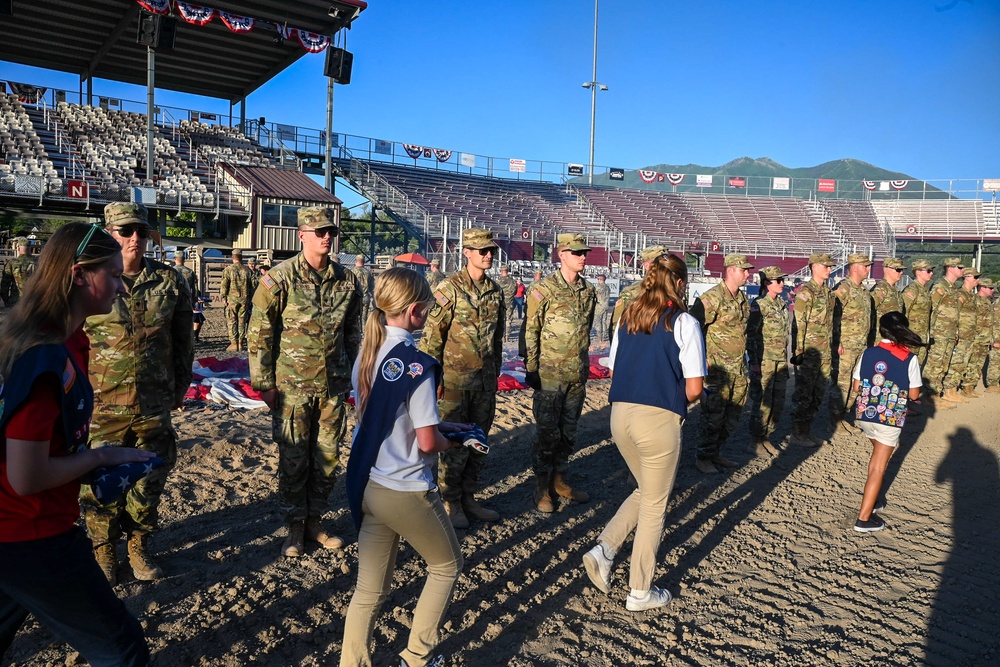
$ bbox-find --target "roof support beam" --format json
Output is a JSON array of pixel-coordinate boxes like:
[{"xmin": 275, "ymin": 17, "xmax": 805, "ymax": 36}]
[{"xmin": 88, "ymin": 3, "xmax": 140, "ymax": 79}]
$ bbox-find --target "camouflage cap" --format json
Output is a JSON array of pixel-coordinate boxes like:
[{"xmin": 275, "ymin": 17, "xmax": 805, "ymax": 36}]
[
  {"xmin": 247, "ymin": 256, "xmax": 257, "ymax": 265},
  {"xmin": 724, "ymin": 253, "xmax": 754, "ymax": 269},
  {"xmin": 809, "ymin": 253, "xmax": 836, "ymax": 267},
  {"xmin": 13, "ymin": 236, "xmax": 28, "ymax": 247},
  {"xmin": 430, "ymin": 259, "xmax": 440, "ymax": 266},
  {"xmin": 882, "ymin": 257, "xmax": 906, "ymax": 270},
  {"xmin": 104, "ymin": 202, "xmax": 149, "ymax": 227},
  {"xmin": 232, "ymin": 248, "xmax": 243, "ymax": 257},
  {"xmin": 557, "ymin": 233, "xmax": 590, "ymax": 252},
  {"xmin": 759, "ymin": 265, "xmax": 786, "ymax": 281},
  {"xmin": 979, "ymin": 278, "xmax": 995, "ymax": 289},
  {"xmin": 297, "ymin": 206, "xmax": 338, "ymax": 230},
  {"xmin": 911, "ymin": 259, "xmax": 934, "ymax": 272},
  {"xmin": 847, "ymin": 253, "xmax": 872, "ymax": 266},
  {"xmin": 943, "ymin": 257, "xmax": 964, "ymax": 268},
  {"xmin": 963, "ymin": 267, "xmax": 981, "ymax": 278},
  {"xmin": 463, "ymin": 228, "xmax": 499, "ymax": 250},
  {"xmin": 640, "ymin": 245, "xmax": 668, "ymax": 263},
  {"xmin": 355, "ymin": 254, "xmax": 365, "ymax": 262}
]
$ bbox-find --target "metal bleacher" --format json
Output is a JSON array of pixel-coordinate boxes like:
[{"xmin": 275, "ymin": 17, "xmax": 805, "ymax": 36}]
[{"xmin": 872, "ymin": 199, "xmax": 989, "ymax": 241}]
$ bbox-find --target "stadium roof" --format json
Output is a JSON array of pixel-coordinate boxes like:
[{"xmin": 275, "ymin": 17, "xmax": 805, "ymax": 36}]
[{"xmin": 0, "ymin": 0, "xmax": 365, "ymax": 103}]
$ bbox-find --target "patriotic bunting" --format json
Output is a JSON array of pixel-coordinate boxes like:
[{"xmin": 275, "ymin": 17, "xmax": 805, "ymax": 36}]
[
  {"xmin": 862, "ymin": 180, "xmax": 877, "ymax": 191},
  {"xmin": 890, "ymin": 180, "xmax": 909, "ymax": 190},
  {"xmin": 6, "ymin": 82, "xmax": 46, "ymax": 103},
  {"xmin": 295, "ymin": 30, "xmax": 329, "ymax": 53},
  {"xmin": 219, "ymin": 11, "xmax": 254, "ymax": 32},
  {"xmin": 275, "ymin": 23, "xmax": 293, "ymax": 39},
  {"xmin": 175, "ymin": 1, "xmax": 214, "ymax": 25},
  {"xmin": 639, "ymin": 170, "xmax": 657, "ymax": 184},
  {"xmin": 433, "ymin": 149, "xmax": 453, "ymax": 162},
  {"xmin": 666, "ymin": 173, "xmax": 685, "ymax": 185},
  {"xmin": 403, "ymin": 144, "xmax": 423, "ymax": 159},
  {"xmin": 137, "ymin": 0, "xmax": 170, "ymax": 14}
]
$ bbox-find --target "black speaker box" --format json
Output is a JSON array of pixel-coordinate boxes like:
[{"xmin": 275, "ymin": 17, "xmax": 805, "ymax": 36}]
[
  {"xmin": 158, "ymin": 16, "xmax": 177, "ymax": 50},
  {"xmin": 137, "ymin": 13, "xmax": 176, "ymax": 49},
  {"xmin": 325, "ymin": 47, "xmax": 353, "ymax": 85},
  {"xmin": 0, "ymin": 1, "xmax": 13, "ymax": 16}
]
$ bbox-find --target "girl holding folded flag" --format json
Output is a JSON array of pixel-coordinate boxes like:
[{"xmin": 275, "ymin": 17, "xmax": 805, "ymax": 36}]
[
  {"xmin": 0, "ymin": 223, "xmax": 154, "ymax": 665},
  {"xmin": 341, "ymin": 267, "xmax": 473, "ymax": 667}
]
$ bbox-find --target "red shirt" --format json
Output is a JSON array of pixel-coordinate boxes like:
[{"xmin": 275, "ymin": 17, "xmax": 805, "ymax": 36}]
[
  {"xmin": 0, "ymin": 329, "xmax": 91, "ymax": 542},
  {"xmin": 515, "ymin": 284, "xmax": 526, "ymax": 298}
]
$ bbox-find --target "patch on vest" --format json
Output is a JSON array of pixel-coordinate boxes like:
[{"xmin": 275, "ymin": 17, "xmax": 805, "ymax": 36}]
[
  {"xmin": 531, "ymin": 289, "xmax": 545, "ymax": 302},
  {"xmin": 407, "ymin": 362, "xmax": 424, "ymax": 378},
  {"xmin": 874, "ymin": 360, "xmax": 888, "ymax": 374},
  {"xmin": 63, "ymin": 359, "xmax": 76, "ymax": 393},
  {"xmin": 261, "ymin": 273, "xmax": 276, "ymax": 290},
  {"xmin": 435, "ymin": 292, "xmax": 451, "ymax": 307},
  {"xmin": 381, "ymin": 358, "xmax": 404, "ymax": 382}
]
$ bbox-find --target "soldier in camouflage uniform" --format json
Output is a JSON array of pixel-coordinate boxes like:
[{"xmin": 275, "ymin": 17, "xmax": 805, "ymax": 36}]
[
  {"xmin": 951, "ymin": 267, "xmax": 981, "ymax": 397},
  {"xmin": 248, "ymin": 206, "xmax": 362, "ymax": 557},
  {"xmin": 527, "ymin": 269, "xmax": 544, "ymax": 295},
  {"xmin": 961, "ymin": 278, "xmax": 995, "ymax": 397},
  {"xmin": 349, "ymin": 254, "xmax": 375, "ymax": 332},
  {"xmin": 924, "ymin": 257, "xmax": 966, "ymax": 406},
  {"xmin": 871, "ymin": 257, "xmax": 906, "ymax": 323},
  {"xmin": 609, "ymin": 246, "xmax": 668, "ymax": 342},
  {"xmin": 986, "ymin": 285, "xmax": 1000, "ymax": 393},
  {"xmin": 746, "ymin": 266, "xmax": 789, "ymax": 457},
  {"xmin": 496, "ymin": 265, "xmax": 518, "ymax": 342},
  {"xmin": 427, "ymin": 258, "xmax": 446, "ymax": 288},
  {"xmin": 220, "ymin": 249, "xmax": 254, "ymax": 351},
  {"xmin": 690, "ymin": 253, "xmax": 753, "ymax": 473},
  {"xmin": 0, "ymin": 236, "xmax": 36, "ymax": 307},
  {"xmin": 788, "ymin": 253, "xmax": 837, "ymax": 447},
  {"xmin": 247, "ymin": 257, "xmax": 260, "ymax": 294},
  {"xmin": 523, "ymin": 233, "xmax": 596, "ymax": 513},
  {"xmin": 593, "ymin": 274, "xmax": 612, "ymax": 343},
  {"xmin": 420, "ymin": 228, "xmax": 505, "ymax": 528},
  {"xmin": 81, "ymin": 203, "xmax": 194, "ymax": 583},
  {"xmin": 901, "ymin": 259, "xmax": 935, "ymax": 368},
  {"xmin": 828, "ymin": 253, "xmax": 875, "ymax": 437},
  {"xmin": 172, "ymin": 250, "xmax": 196, "ymax": 294}
]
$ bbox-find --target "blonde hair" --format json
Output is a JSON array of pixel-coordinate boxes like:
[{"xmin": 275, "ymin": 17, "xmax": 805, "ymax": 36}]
[
  {"xmin": 620, "ymin": 253, "xmax": 688, "ymax": 335},
  {"xmin": 355, "ymin": 267, "xmax": 434, "ymax": 416},
  {"xmin": 0, "ymin": 223, "xmax": 121, "ymax": 377}
]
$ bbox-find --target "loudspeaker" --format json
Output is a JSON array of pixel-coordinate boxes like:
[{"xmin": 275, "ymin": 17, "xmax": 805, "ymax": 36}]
[
  {"xmin": 0, "ymin": 1, "xmax": 12, "ymax": 16},
  {"xmin": 158, "ymin": 16, "xmax": 177, "ymax": 50},
  {"xmin": 136, "ymin": 12, "xmax": 176, "ymax": 49},
  {"xmin": 324, "ymin": 47, "xmax": 353, "ymax": 85}
]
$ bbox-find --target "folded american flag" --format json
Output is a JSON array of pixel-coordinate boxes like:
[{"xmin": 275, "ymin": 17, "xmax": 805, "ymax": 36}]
[
  {"xmin": 441, "ymin": 425, "xmax": 489, "ymax": 455},
  {"xmin": 91, "ymin": 458, "xmax": 166, "ymax": 504}
]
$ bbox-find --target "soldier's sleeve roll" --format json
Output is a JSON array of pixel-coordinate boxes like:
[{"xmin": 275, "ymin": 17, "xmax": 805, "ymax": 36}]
[
  {"xmin": 248, "ymin": 279, "xmax": 282, "ymax": 391},
  {"xmin": 344, "ymin": 270, "xmax": 363, "ymax": 363},
  {"xmin": 523, "ymin": 288, "xmax": 545, "ymax": 373},
  {"xmin": 794, "ymin": 291, "xmax": 812, "ymax": 355},
  {"xmin": 172, "ymin": 270, "xmax": 195, "ymax": 405},
  {"xmin": 419, "ymin": 284, "xmax": 454, "ymax": 364}
]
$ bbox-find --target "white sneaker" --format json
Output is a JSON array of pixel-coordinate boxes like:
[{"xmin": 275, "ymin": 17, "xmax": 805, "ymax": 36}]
[
  {"xmin": 626, "ymin": 586, "xmax": 672, "ymax": 611},
  {"xmin": 582, "ymin": 543, "xmax": 613, "ymax": 593}
]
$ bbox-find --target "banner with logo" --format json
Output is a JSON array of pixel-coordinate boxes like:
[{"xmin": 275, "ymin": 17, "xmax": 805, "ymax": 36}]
[
  {"xmin": 818, "ymin": 179, "xmax": 836, "ymax": 192},
  {"xmin": 461, "ymin": 153, "xmax": 476, "ymax": 168},
  {"xmin": 696, "ymin": 174, "xmax": 713, "ymax": 187},
  {"xmin": 772, "ymin": 177, "xmax": 790, "ymax": 191},
  {"xmin": 567, "ymin": 163, "xmax": 584, "ymax": 176},
  {"xmin": 609, "ymin": 168, "xmax": 625, "ymax": 181},
  {"xmin": 728, "ymin": 177, "xmax": 746, "ymax": 188},
  {"xmin": 374, "ymin": 140, "xmax": 392, "ymax": 155},
  {"xmin": 509, "ymin": 158, "xmax": 527, "ymax": 173}
]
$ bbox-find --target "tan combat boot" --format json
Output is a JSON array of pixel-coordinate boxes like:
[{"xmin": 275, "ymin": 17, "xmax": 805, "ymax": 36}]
[
  {"xmin": 305, "ymin": 517, "xmax": 344, "ymax": 550},
  {"xmin": 943, "ymin": 387, "xmax": 966, "ymax": 403},
  {"xmin": 749, "ymin": 436, "xmax": 777, "ymax": 457},
  {"xmin": 552, "ymin": 471, "xmax": 590, "ymax": 502},
  {"xmin": 127, "ymin": 533, "xmax": 163, "ymax": 580},
  {"xmin": 961, "ymin": 386, "xmax": 981, "ymax": 399},
  {"xmin": 695, "ymin": 458, "xmax": 720, "ymax": 474},
  {"xmin": 93, "ymin": 542, "xmax": 118, "ymax": 585},
  {"xmin": 443, "ymin": 500, "xmax": 470, "ymax": 529},
  {"xmin": 462, "ymin": 494, "xmax": 500, "ymax": 522},
  {"xmin": 226, "ymin": 342, "xmax": 238, "ymax": 352},
  {"xmin": 533, "ymin": 473, "xmax": 555, "ymax": 513},
  {"xmin": 282, "ymin": 521, "xmax": 305, "ymax": 558},
  {"xmin": 788, "ymin": 423, "xmax": 820, "ymax": 448},
  {"xmin": 986, "ymin": 386, "xmax": 1000, "ymax": 394}
]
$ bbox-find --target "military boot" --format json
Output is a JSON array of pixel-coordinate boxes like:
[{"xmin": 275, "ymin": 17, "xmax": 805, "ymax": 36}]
[
  {"xmin": 444, "ymin": 500, "xmax": 470, "ymax": 529},
  {"xmin": 462, "ymin": 494, "xmax": 499, "ymax": 523},
  {"xmin": 127, "ymin": 533, "xmax": 163, "ymax": 580},
  {"xmin": 93, "ymin": 542, "xmax": 118, "ymax": 585},
  {"xmin": 788, "ymin": 423, "xmax": 820, "ymax": 448},
  {"xmin": 305, "ymin": 517, "xmax": 344, "ymax": 549},
  {"xmin": 805, "ymin": 421, "xmax": 829, "ymax": 448},
  {"xmin": 552, "ymin": 471, "xmax": 589, "ymax": 502},
  {"xmin": 282, "ymin": 521, "xmax": 305, "ymax": 558},
  {"xmin": 533, "ymin": 473, "xmax": 555, "ymax": 513},
  {"xmin": 831, "ymin": 420, "xmax": 858, "ymax": 440},
  {"xmin": 749, "ymin": 435, "xmax": 777, "ymax": 457},
  {"xmin": 226, "ymin": 342, "xmax": 238, "ymax": 352},
  {"xmin": 961, "ymin": 386, "xmax": 981, "ymax": 399},
  {"xmin": 986, "ymin": 386, "xmax": 1000, "ymax": 394},
  {"xmin": 943, "ymin": 387, "xmax": 966, "ymax": 403}
]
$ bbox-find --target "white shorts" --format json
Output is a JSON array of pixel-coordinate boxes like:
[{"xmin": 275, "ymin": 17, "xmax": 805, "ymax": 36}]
[{"xmin": 857, "ymin": 421, "xmax": 901, "ymax": 447}]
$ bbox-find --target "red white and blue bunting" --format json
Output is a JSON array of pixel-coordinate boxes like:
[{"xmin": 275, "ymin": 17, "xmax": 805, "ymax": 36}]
[
  {"xmin": 862, "ymin": 180, "xmax": 877, "ymax": 191},
  {"xmin": 639, "ymin": 170, "xmax": 657, "ymax": 184},
  {"xmin": 433, "ymin": 149, "xmax": 453, "ymax": 163},
  {"xmin": 666, "ymin": 173, "xmax": 685, "ymax": 185},
  {"xmin": 218, "ymin": 11, "xmax": 254, "ymax": 33},
  {"xmin": 403, "ymin": 144, "xmax": 423, "ymax": 159},
  {"xmin": 137, "ymin": 0, "xmax": 170, "ymax": 14},
  {"xmin": 295, "ymin": 30, "xmax": 329, "ymax": 53},
  {"xmin": 890, "ymin": 180, "xmax": 909, "ymax": 190},
  {"xmin": 175, "ymin": 1, "xmax": 214, "ymax": 25}
]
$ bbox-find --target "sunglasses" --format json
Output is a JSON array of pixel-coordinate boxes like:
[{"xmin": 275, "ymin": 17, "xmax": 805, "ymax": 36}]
[
  {"xmin": 474, "ymin": 247, "xmax": 497, "ymax": 256},
  {"xmin": 75, "ymin": 223, "xmax": 114, "ymax": 260},
  {"xmin": 303, "ymin": 227, "xmax": 338, "ymax": 238},
  {"xmin": 565, "ymin": 249, "xmax": 590, "ymax": 257},
  {"xmin": 112, "ymin": 225, "xmax": 149, "ymax": 239}
]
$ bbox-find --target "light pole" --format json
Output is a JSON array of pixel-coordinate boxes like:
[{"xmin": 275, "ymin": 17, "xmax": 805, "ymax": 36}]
[{"xmin": 582, "ymin": 0, "xmax": 607, "ymax": 185}]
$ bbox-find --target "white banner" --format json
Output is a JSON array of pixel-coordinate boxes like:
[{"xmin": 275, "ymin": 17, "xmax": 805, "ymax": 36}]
[
  {"xmin": 131, "ymin": 186, "xmax": 157, "ymax": 205},
  {"xmin": 983, "ymin": 179, "xmax": 1000, "ymax": 191},
  {"xmin": 879, "ymin": 181, "xmax": 891, "ymax": 191},
  {"xmin": 461, "ymin": 152, "xmax": 476, "ymax": 168},
  {"xmin": 509, "ymin": 158, "xmax": 526, "ymax": 173},
  {"xmin": 772, "ymin": 177, "xmax": 790, "ymax": 191},
  {"xmin": 696, "ymin": 174, "xmax": 713, "ymax": 187},
  {"xmin": 13, "ymin": 175, "xmax": 42, "ymax": 195}
]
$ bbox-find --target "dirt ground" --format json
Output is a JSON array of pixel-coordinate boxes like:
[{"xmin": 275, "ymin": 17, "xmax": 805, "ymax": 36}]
[{"xmin": 8, "ymin": 304, "xmax": 1000, "ymax": 666}]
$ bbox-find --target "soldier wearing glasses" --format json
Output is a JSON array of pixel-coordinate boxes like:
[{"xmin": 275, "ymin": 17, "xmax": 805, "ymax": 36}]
[
  {"xmin": 871, "ymin": 258, "xmax": 907, "ymax": 322},
  {"xmin": 82, "ymin": 203, "xmax": 193, "ymax": 583},
  {"xmin": 746, "ymin": 266, "xmax": 789, "ymax": 457},
  {"xmin": 420, "ymin": 228, "xmax": 505, "ymax": 528},
  {"xmin": 248, "ymin": 206, "xmax": 363, "ymax": 557}
]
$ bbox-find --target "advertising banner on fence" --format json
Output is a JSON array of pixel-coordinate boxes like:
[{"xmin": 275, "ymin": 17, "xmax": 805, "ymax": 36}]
[
  {"xmin": 773, "ymin": 177, "xmax": 790, "ymax": 190},
  {"xmin": 374, "ymin": 140, "xmax": 392, "ymax": 155},
  {"xmin": 984, "ymin": 179, "xmax": 1000, "ymax": 191},
  {"xmin": 461, "ymin": 152, "xmax": 476, "ymax": 167},
  {"xmin": 609, "ymin": 168, "xmax": 625, "ymax": 181},
  {"xmin": 509, "ymin": 158, "xmax": 526, "ymax": 173},
  {"xmin": 818, "ymin": 179, "xmax": 836, "ymax": 192},
  {"xmin": 728, "ymin": 177, "xmax": 746, "ymax": 188},
  {"xmin": 696, "ymin": 174, "xmax": 713, "ymax": 187},
  {"xmin": 567, "ymin": 163, "xmax": 584, "ymax": 176}
]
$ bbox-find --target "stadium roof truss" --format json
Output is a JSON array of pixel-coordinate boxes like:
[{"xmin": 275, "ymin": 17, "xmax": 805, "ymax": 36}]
[{"xmin": 0, "ymin": 0, "xmax": 364, "ymax": 103}]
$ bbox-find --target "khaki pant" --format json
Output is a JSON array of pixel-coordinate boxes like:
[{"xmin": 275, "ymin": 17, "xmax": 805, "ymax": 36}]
[
  {"xmin": 340, "ymin": 482, "xmax": 463, "ymax": 667},
  {"xmin": 601, "ymin": 403, "xmax": 682, "ymax": 591}
]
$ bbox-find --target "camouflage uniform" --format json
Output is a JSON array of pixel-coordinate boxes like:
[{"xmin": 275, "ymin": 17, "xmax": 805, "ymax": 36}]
[
  {"xmin": 220, "ymin": 258, "xmax": 254, "ymax": 346},
  {"xmin": 690, "ymin": 255, "xmax": 752, "ymax": 461},
  {"xmin": 420, "ymin": 254, "xmax": 504, "ymax": 505},
  {"xmin": 870, "ymin": 258, "xmax": 906, "ymax": 323},
  {"xmin": 829, "ymin": 260, "xmax": 875, "ymax": 419},
  {"xmin": 924, "ymin": 265, "xmax": 963, "ymax": 394},
  {"xmin": 593, "ymin": 280, "xmax": 611, "ymax": 343},
  {"xmin": 174, "ymin": 262, "xmax": 197, "ymax": 296},
  {"xmin": 790, "ymin": 263, "xmax": 836, "ymax": 430},
  {"xmin": 81, "ymin": 252, "xmax": 193, "ymax": 550},
  {"xmin": 248, "ymin": 264, "xmax": 260, "ymax": 295},
  {"xmin": 987, "ymin": 296, "xmax": 1000, "ymax": 389},
  {"xmin": 427, "ymin": 262, "xmax": 447, "ymax": 289},
  {"xmin": 349, "ymin": 257, "xmax": 375, "ymax": 330},
  {"xmin": 952, "ymin": 273, "xmax": 980, "ymax": 392},
  {"xmin": 524, "ymin": 245, "xmax": 596, "ymax": 475},
  {"xmin": 901, "ymin": 262, "xmax": 933, "ymax": 368},
  {"xmin": 608, "ymin": 246, "xmax": 667, "ymax": 342},
  {"xmin": 248, "ymin": 230, "xmax": 362, "ymax": 524},
  {"xmin": 961, "ymin": 282, "xmax": 994, "ymax": 392},
  {"xmin": 0, "ymin": 246, "xmax": 36, "ymax": 307},
  {"xmin": 496, "ymin": 271, "xmax": 518, "ymax": 342},
  {"xmin": 747, "ymin": 275, "xmax": 789, "ymax": 441}
]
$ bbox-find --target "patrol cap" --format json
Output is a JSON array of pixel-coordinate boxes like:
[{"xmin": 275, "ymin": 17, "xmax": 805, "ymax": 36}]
[
  {"xmin": 297, "ymin": 206, "xmax": 338, "ymax": 230},
  {"xmin": 724, "ymin": 253, "xmax": 754, "ymax": 269},
  {"xmin": 430, "ymin": 259, "xmax": 440, "ymax": 266},
  {"xmin": 943, "ymin": 257, "xmax": 964, "ymax": 268},
  {"xmin": 13, "ymin": 236, "xmax": 28, "ymax": 247},
  {"xmin": 104, "ymin": 202, "xmax": 161, "ymax": 244},
  {"xmin": 979, "ymin": 278, "xmax": 995, "ymax": 289},
  {"xmin": 355, "ymin": 254, "xmax": 365, "ymax": 262},
  {"xmin": 557, "ymin": 233, "xmax": 591, "ymax": 252},
  {"xmin": 247, "ymin": 256, "xmax": 257, "ymax": 265},
  {"xmin": 759, "ymin": 266, "xmax": 786, "ymax": 281},
  {"xmin": 911, "ymin": 259, "xmax": 934, "ymax": 272},
  {"xmin": 847, "ymin": 253, "xmax": 872, "ymax": 266},
  {"xmin": 463, "ymin": 228, "xmax": 499, "ymax": 250},
  {"xmin": 232, "ymin": 248, "xmax": 243, "ymax": 257},
  {"xmin": 963, "ymin": 267, "xmax": 981, "ymax": 278},
  {"xmin": 809, "ymin": 253, "xmax": 836, "ymax": 267},
  {"xmin": 640, "ymin": 245, "xmax": 668, "ymax": 263},
  {"xmin": 883, "ymin": 257, "xmax": 906, "ymax": 270}
]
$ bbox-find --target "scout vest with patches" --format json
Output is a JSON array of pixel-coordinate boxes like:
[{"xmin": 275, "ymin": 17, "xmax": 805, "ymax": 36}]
[
  {"xmin": 854, "ymin": 343, "xmax": 914, "ymax": 429},
  {"xmin": 346, "ymin": 340, "xmax": 441, "ymax": 531}
]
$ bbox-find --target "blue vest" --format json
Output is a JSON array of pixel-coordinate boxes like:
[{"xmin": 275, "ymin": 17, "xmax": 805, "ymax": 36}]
[
  {"xmin": 0, "ymin": 343, "xmax": 93, "ymax": 452},
  {"xmin": 608, "ymin": 313, "xmax": 688, "ymax": 417},
  {"xmin": 346, "ymin": 340, "xmax": 441, "ymax": 532},
  {"xmin": 855, "ymin": 344, "xmax": 913, "ymax": 428}
]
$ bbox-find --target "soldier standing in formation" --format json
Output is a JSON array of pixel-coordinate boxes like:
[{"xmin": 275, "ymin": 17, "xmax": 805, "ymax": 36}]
[
  {"xmin": 788, "ymin": 253, "xmax": 836, "ymax": 448},
  {"xmin": 523, "ymin": 233, "xmax": 596, "ymax": 513},
  {"xmin": 82, "ymin": 203, "xmax": 194, "ymax": 583},
  {"xmin": 527, "ymin": 269, "xmax": 544, "ymax": 295},
  {"xmin": 248, "ymin": 207, "xmax": 362, "ymax": 557},
  {"xmin": 426, "ymin": 258, "xmax": 446, "ymax": 288},
  {"xmin": 172, "ymin": 249, "xmax": 196, "ymax": 295},
  {"xmin": 950, "ymin": 267, "xmax": 981, "ymax": 399},
  {"xmin": 902, "ymin": 259, "xmax": 935, "ymax": 368},
  {"xmin": 1, "ymin": 236, "xmax": 36, "ymax": 307},
  {"xmin": 690, "ymin": 253, "xmax": 753, "ymax": 473},
  {"xmin": 420, "ymin": 228, "xmax": 504, "ymax": 529},
  {"xmin": 610, "ymin": 246, "xmax": 667, "ymax": 339},
  {"xmin": 247, "ymin": 257, "xmax": 261, "ymax": 295},
  {"xmin": 963, "ymin": 278, "xmax": 996, "ymax": 397},
  {"xmin": 924, "ymin": 258, "xmax": 966, "ymax": 405},
  {"xmin": 220, "ymin": 248, "xmax": 254, "ymax": 351},
  {"xmin": 871, "ymin": 257, "xmax": 906, "ymax": 322},
  {"xmin": 349, "ymin": 254, "xmax": 375, "ymax": 331},
  {"xmin": 496, "ymin": 265, "xmax": 518, "ymax": 342},
  {"xmin": 987, "ymin": 283, "xmax": 1000, "ymax": 394},
  {"xmin": 746, "ymin": 266, "xmax": 789, "ymax": 457},
  {"xmin": 593, "ymin": 274, "xmax": 611, "ymax": 344},
  {"xmin": 829, "ymin": 253, "xmax": 875, "ymax": 437}
]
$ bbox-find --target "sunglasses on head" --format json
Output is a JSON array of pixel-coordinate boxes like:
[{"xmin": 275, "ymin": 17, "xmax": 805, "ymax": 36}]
[
  {"xmin": 75, "ymin": 223, "xmax": 114, "ymax": 261},
  {"xmin": 304, "ymin": 227, "xmax": 338, "ymax": 238},
  {"xmin": 112, "ymin": 225, "xmax": 149, "ymax": 239}
]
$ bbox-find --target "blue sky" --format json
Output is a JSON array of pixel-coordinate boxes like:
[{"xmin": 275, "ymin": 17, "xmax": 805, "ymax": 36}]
[{"xmin": 2, "ymin": 0, "xmax": 998, "ymax": 183}]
